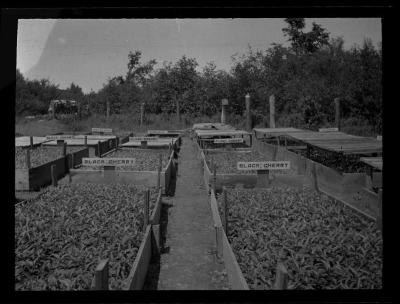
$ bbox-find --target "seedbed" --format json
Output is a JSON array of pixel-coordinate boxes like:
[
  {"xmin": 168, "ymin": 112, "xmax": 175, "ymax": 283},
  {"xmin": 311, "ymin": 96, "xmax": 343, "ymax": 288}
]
[
  {"xmin": 15, "ymin": 146, "xmax": 90, "ymax": 191},
  {"xmin": 80, "ymin": 149, "xmax": 170, "ymax": 171},
  {"xmin": 216, "ymin": 187, "xmax": 382, "ymax": 289},
  {"xmin": 15, "ymin": 183, "xmax": 159, "ymax": 290},
  {"xmin": 68, "ymin": 149, "xmax": 176, "ymax": 195}
]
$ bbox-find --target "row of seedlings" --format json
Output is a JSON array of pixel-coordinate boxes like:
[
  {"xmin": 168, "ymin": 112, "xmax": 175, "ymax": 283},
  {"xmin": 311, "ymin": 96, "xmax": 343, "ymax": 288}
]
[
  {"xmin": 212, "ymin": 184, "xmax": 383, "ymax": 290},
  {"xmin": 201, "ymin": 149, "xmax": 383, "ymax": 290},
  {"xmin": 66, "ymin": 139, "xmax": 176, "ymax": 195},
  {"xmin": 15, "ymin": 178, "xmax": 164, "ymax": 290},
  {"xmin": 252, "ymin": 134, "xmax": 382, "ymax": 219},
  {"xmin": 15, "ymin": 136, "xmax": 90, "ymax": 192}
]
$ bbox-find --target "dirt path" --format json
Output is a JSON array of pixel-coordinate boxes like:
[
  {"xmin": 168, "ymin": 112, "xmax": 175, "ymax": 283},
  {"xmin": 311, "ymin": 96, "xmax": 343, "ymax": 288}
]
[{"xmin": 157, "ymin": 136, "xmax": 229, "ymax": 290}]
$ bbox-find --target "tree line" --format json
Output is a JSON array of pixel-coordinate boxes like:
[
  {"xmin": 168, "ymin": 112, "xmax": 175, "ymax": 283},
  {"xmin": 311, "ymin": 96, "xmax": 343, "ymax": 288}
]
[{"xmin": 15, "ymin": 18, "xmax": 382, "ymax": 132}]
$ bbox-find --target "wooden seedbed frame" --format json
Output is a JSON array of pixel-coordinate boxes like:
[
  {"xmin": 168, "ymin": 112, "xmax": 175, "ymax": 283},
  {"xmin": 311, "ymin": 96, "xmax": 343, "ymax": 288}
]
[
  {"xmin": 90, "ymin": 187, "xmax": 163, "ymax": 290},
  {"xmin": 252, "ymin": 139, "xmax": 381, "ymax": 220},
  {"xmin": 15, "ymin": 147, "xmax": 89, "ymax": 191},
  {"xmin": 43, "ymin": 138, "xmax": 116, "ymax": 157},
  {"xmin": 67, "ymin": 148, "xmax": 176, "ymax": 195}
]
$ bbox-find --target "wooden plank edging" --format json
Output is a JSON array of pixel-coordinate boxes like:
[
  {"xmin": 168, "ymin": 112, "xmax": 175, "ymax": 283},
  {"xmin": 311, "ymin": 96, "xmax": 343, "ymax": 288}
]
[
  {"xmin": 209, "ymin": 189, "xmax": 249, "ymax": 290},
  {"xmin": 124, "ymin": 225, "xmax": 152, "ymax": 290},
  {"xmin": 149, "ymin": 188, "xmax": 163, "ymax": 225}
]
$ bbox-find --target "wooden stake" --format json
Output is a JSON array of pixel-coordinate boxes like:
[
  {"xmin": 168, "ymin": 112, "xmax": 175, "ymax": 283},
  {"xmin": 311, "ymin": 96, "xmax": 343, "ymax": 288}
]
[
  {"xmin": 213, "ymin": 163, "xmax": 217, "ymax": 192},
  {"xmin": 84, "ymin": 135, "xmax": 88, "ymax": 147},
  {"xmin": 157, "ymin": 153, "xmax": 162, "ymax": 189},
  {"xmin": 25, "ymin": 149, "xmax": 31, "ymax": 169},
  {"xmin": 274, "ymin": 263, "xmax": 288, "ymax": 290},
  {"xmin": 143, "ymin": 189, "xmax": 150, "ymax": 230},
  {"xmin": 62, "ymin": 142, "xmax": 67, "ymax": 157},
  {"xmin": 245, "ymin": 93, "xmax": 251, "ymax": 132},
  {"xmin": 269, "ymin": 95, "xmax": 275, "ymax": 128},
  {"xmin": 334, "ymin": 98, "xmax": 341, "ymax": 131},
  {"xmin": 97, "ymin": 141, "xmax": 101, "ymax": 157},
  {"xmin": 223, "ymin": 187, "xmax": 228, "ymax": 234},
  {"xmin": 29, "ymin": 136, "xmax": 33, "ymax": 149},
  {"xmin": 215, "ymin": 225, "xmax": 223, "ymax": 259},
  {"xmin": 51, "ymin": 164, "xmax": 57, "ymax": 187},
  {"xmin": 377, "ymin": 188, "xmax": 382, "ymax": 231},
  {"xmin": 94, "ymin": 259, "xmax": 109, "ymax": 290}
]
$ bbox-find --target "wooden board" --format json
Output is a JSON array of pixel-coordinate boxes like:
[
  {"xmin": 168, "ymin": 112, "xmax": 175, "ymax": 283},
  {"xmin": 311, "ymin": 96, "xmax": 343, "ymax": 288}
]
[
  {"xmin": 195, "ymin": 129, "xmax": 250, "ymax": 138},
  {"xmin": 124, "ymin": 225, "xmax": 152, "ymax": 290},
  {"xmin": 360, "ymin": 157, "xmax": 383, "ymax": 171},
  {"xmin": 149, "ymin": 189, "xmax": 163, "ymax": 225},
  {"xmin": 15, "ymin": 136, "xmax": 51, "ymax": 147},
  {"xmin": 253, "ymin": 128, "xmax": 305, "ymax": 138}
]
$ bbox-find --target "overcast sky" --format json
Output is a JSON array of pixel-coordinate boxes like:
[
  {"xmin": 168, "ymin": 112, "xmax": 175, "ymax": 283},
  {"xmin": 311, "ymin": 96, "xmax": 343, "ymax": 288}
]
[{"xmin": 17, "ymin": 18, "xmax": 382, "ymax": 94}]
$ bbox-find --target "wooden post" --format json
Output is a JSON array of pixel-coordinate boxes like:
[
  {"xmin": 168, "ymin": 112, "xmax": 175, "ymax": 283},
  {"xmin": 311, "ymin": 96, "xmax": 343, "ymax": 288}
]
[
  {"xmin": 215, "ymin": 225, "xmax": 223, "ymax": 259},
  {"xmin": 377, "ymin": 188, "xmax": 382, "ymax": 231},
  {"xmin": 223, "ymin": 187, "xmax": 228, "ymax": 234},
  {"xmin": 94, "ymin": 259, "xmax": 109, "ymax": 290},
  {"xmin": 213, "ymin": 163, "xmax": 217, "ymax": 192},
  {"xmin": 97, "ymin": 141, "xmax": 101, "ymax": 157},
  {"xmin": 269, "ymin": 95, "xmax": 276, "ymax": 128},
  {"xmin": 365, "ymin": 166, "xmax": 373, "ymax": 190},
  {"xmin": 257, "ymin": 169, "xmax": 270, "ymax": 187},
  {"xmin": 25, "ymin": 149, "xmax": 31, "ymax": 169},
  {"xmin": 84, "ymin": 135, "xmax": 88, "ymax": 147},
  {"xmin": 334, "ymin": 98, "xmax": 341, "ymax": 131},
  {"xmin": 221, "ymin": 99, "xmax": 228, "ymax": 124},
  {"xmin": 157, "ymin": 153, "xmax": 162, "ymax": 189},
  {"xmin": 312, "ymin": 162, "xmax": 319, "ymax": 192},
  {"xmin": 141, "ymin": 140, "xmax": 148, "ymax": 149},
  {"xmin": 106, "ymin": 100, "xmax": 110, "ymax": 123},
  {"xmin": 245, "ymin": 93, "xmax": 251, "ymax": 132},
  {"xmin": 51, "ymin": 164, "xmax": 57, "ymax": 187},
  {"xmin": 140, "ymin": 103, "xmax": 144, "ymax": 127},
  {"xmin": 62, "ymin": 142, "xmax": 67, "ymax": 157},
  {"xmin": 29, "ymin": 136, "xmax": 33, "ymax": 149},
  {"xmin": 274, "ymin": 263, "xmax": 288, "ymax": 290},
  {"xmin": 143, "ymin": 189, "xmax": 150, "ymax": 230},
  {"xmin": 306, "ymin": 145, "xmax": 311, "ymax": 159}
]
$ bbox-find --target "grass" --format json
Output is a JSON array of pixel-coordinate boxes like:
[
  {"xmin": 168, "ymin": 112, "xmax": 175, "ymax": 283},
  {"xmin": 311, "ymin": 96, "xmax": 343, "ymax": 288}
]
[{"xmin": 15, "ymin": 112, "xmax": 379, "ymax": 138}]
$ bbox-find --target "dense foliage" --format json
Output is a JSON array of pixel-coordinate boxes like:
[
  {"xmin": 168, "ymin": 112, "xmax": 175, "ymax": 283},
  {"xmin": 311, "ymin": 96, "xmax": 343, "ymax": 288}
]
[
  {"xmin": 15, "ymin": 183, "xmax": 158, "ymax": 290},
  {"xmin": 16, "ymin": 19, "xmax": 382, "ymax": 133},
  {"xmin": 216, "ymin": 187, "xmax": 382, "ymax": 289}
]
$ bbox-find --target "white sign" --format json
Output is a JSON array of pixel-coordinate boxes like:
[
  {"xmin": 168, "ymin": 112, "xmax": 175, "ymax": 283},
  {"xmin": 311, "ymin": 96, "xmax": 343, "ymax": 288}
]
[
  {"xmin": 130, "ymin": 137, "xmax": 159, "ymax": 141},
  {"xmin": 46, "ymin": 135, "xmax": 74, "ymax": 140},
  {"xmin": 237, "ymin": 161, "xmax": 291, "ymax": 171},
  {"xmin": 377, "ymin": 135, "xmax": 382, "ymax": 141},
  {"xmin": 147, "ymin": 130, "xmax": 168, "ymax": 134},
  {"xmin": 214, "ymin": 138, "xmax": 244, "ymax": 144},
  {"xmin": 92, "ymin": 128, "xmax": 113, "ymax": 133},
  {"xmin": 319, "ymin": 128, "xmax": 338, "ymax": 132},
  {"xmin": 82, "ymin": 158, "xmax": 136, "ymax": 166}
]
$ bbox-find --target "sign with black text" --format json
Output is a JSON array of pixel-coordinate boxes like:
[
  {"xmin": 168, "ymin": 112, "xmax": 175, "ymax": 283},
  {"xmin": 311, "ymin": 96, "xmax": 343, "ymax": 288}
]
[
  {"xmin": 237, "ymin": 161, "xmax": 290, "ymax": 171},
  {"xmin": 82, "ymin": 158, "xmax": 135, "ymax": 166},
  {"xmin": 214, "ymin": 138, "xmax": 244, "ymax": 144}
]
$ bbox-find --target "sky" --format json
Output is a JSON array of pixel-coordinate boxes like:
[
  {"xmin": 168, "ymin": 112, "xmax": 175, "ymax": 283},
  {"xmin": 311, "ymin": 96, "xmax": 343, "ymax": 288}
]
[{"xmin": 17, "ymin": 18, "xmax": 382, "ymax": 94}]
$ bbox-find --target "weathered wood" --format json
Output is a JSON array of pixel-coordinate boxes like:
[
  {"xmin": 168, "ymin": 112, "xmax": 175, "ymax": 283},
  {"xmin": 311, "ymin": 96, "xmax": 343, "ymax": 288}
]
[
  {"xmin": 51, "ymin": 164, "xmax": 57, "ymax": 187},
  {"xmin": 143, "ymin": 189, "xmax": 150, "ymax": 230},
  {"xmin": 84, "ymin": 135, "xmax": 88, "ymax": 146},
  {"xmin": 125, "ymin": 225, "xmax": 152, "ymax": 290},
  {"xmin": 26, "ymin": 149, "xmax": 31, "ymax": 169},
  {"xmin": 29, "ymin": 136, "xmax": 33, "ymax": 149},
  {"xmin": 94, "ymin": 259, "xmax": 109, "ymax": 290},
  {"xmin": 377, "ymin": 189, "xmax": 382, "ymax": 231},
  {"xmin": 62, "ymin": 142, "xmax": 67, "ymax": 156},
  {"xmin": 151, "ymin": 224, "xmax": 161, "ymax": 257},
  {"xmin": 245, "ymin": 93, "xmax": 251, "ymax": 131},
  {"xmin": 334, "ymin": 98, "xmax": 341, "ymax": 131},
  {"xmin": 149, "ymin": 188, "xmax": 163, "ymax": 225},
  {"xmin": 269, "ymin": 95, "xmax": 275, "ymax": 128},
  {"xmin": 215, "ymin": 225, "xmax": 223, "ymax": 260},
  {"xmin": 274, "ymin": 263, "xmax": 288, "ymax": 290},
  {"xmin": 223, "ymin": 187, "xmax": 228, "ymax": 234}
]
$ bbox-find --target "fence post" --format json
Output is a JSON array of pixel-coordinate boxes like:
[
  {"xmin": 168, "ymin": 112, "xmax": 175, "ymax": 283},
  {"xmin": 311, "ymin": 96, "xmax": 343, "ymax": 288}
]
[
  {"xmin": 269, "ymin": 95, "xmax": 276, "ymax": 128},
  {"xmin": 274, "ymin": 263, "xmax": 288, "ymax": 290},
  {"xmin": 213, "ymin": 163, "xmax": 217, "ymax": 192},
  {"xmin": 51, "ymin": 164, "xmax": 57, "ymax": 187},
  {"xmin": 143, "ymin": 189, "xmax": 150, "ymax": 230},
  {"xmin": 62, "ymin": 142, "xmax": 67, "ymax": 157},
  {"xmin": 94, "ymin": 259, "xmax": 109, "ymax": 290},
  {"xmin": 84, "ymin": 135, "xmax": 88, "ymax": 147},
  {"xmin": 245, "ymin": 93, "xmax": 251, "ymax": 132},
  {"xmin": 29, "ymin": 136, "xmax": 33, "ymax": 149},
  {"xmin": 97, "ymin": 141, "xmax": 101, "ymax": 157},
  {"xmin": 26, "ymin": 149, "xmax": 31, "ymax": 169},
  {"xmin": 377, "ymin": 188, "xmax": 382, "ymax": 231},
  {"xmin": 215, "ymin": 225, "xmax": 223, "ymax": 260},
  {"xmin": 223, "ymin": 187, "xmax": 228, "ymax": 234},
  {"xmin": 157, "ymin": 153, "xmax": 162, "ymax": 189},
  {"xmin": 335, "ymin": 98, "xmax": 341, "ymax": 131}
]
